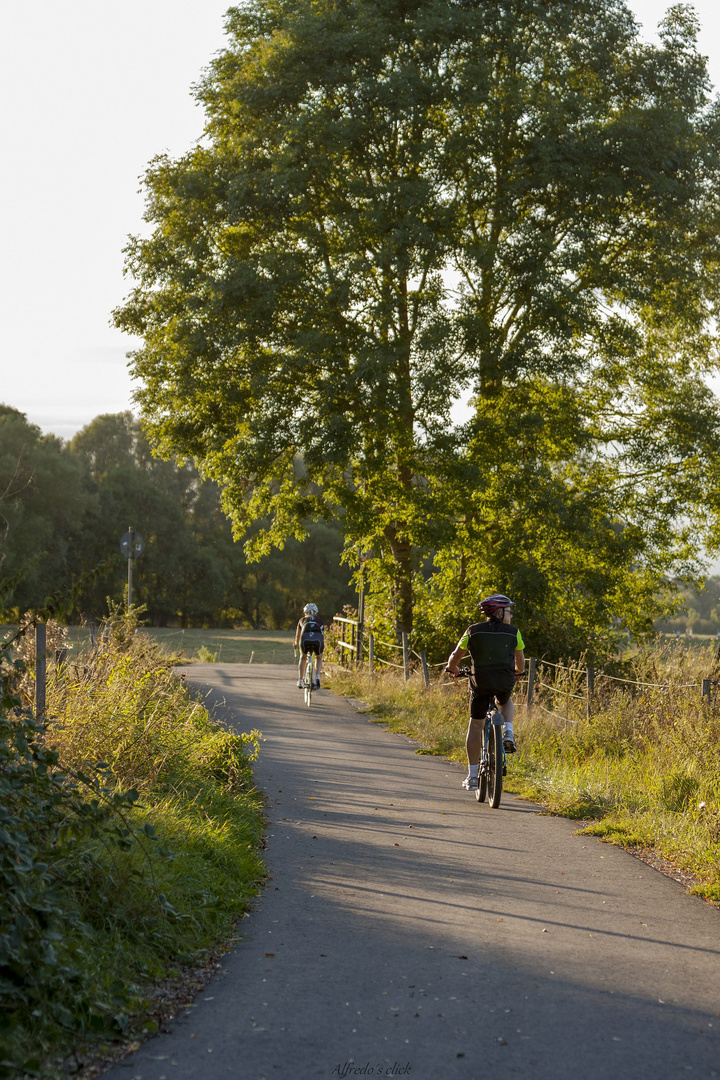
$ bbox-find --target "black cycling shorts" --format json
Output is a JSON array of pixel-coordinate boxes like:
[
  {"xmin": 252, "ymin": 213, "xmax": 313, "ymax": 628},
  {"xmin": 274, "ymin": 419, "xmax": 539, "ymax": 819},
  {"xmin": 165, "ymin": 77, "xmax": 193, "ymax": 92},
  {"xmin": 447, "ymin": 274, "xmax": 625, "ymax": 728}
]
[
  {"xmin": 470, "ymin": 687, "xmax": 512, "ymax": 719},
  {"xmin": 302, "ymin": 638, "xmax": 323, "ymax": 656}
]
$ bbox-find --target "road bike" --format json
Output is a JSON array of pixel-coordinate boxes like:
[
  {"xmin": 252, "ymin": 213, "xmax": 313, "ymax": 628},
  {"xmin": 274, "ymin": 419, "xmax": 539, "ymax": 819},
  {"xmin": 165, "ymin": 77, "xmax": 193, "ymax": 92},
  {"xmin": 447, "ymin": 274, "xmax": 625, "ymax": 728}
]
[
  {"xmin": 450, "ymin": 668, "xmax": 506, "ymax": 809},
  {"xmin": 303, "ymin": 650, "xmax": 317, "ymax": 707}
]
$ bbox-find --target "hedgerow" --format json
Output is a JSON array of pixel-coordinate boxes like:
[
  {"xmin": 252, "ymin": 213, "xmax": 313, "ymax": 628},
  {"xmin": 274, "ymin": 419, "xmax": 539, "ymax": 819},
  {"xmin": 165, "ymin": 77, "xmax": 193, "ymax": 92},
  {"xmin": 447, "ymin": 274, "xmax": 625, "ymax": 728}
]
[{"xmin": 0, "ymin": 616, "xmax": 265, "ymax": 1076}]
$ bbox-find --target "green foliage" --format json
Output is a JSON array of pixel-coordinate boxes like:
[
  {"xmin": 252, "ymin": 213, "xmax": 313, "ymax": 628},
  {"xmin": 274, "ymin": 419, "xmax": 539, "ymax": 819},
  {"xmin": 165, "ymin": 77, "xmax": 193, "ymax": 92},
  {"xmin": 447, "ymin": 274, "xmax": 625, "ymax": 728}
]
[
  {"xmin": 0, "ymin": 616, "xmax": 265, "ymax": 1072},
  {"xmin": 0, "ymin": 406, "xmax": 91, "ymax": 614},
  {"xmin": 0, "ymin": 706, "xmax": 143, "ymax": 1072},
  {"xmin": 0, "ymin": 407, "xmax": 354, "ymax": 627},
  {"xmin": 115, "ymin": 0, "xmax": 720, "ymax": 654}
]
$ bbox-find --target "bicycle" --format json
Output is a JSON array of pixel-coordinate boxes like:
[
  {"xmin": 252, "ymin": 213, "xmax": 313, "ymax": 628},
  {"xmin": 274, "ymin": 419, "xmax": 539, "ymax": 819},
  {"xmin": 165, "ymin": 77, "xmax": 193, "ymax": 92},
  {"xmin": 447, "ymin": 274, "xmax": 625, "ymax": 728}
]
[
  {"xmin": 303, "ymin": 650, "xmax": 317, "ymax": 707},
  {"xmin": 449, "ymin": 667, "xmax": 506, "ymax": 809}
]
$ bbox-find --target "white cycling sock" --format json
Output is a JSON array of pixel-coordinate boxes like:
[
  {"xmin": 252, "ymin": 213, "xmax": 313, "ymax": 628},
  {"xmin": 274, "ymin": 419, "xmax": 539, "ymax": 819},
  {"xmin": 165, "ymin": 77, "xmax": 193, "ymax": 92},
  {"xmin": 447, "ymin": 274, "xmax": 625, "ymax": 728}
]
[{"xmin": 469, "ymin": 763, "xmax": 479, "ymax": 777}]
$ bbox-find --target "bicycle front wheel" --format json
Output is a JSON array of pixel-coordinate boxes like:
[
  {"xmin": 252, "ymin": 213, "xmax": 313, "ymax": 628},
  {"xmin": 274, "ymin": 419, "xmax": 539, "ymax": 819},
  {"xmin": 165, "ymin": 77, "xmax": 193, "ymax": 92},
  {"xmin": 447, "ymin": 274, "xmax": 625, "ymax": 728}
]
[
  {"xmin": 487, "ymin": 722, "xmax": 503, "ymax": 808},
  {"xmin": 477, "ymin": 761, "xmax": 487, "ymax": 803}
]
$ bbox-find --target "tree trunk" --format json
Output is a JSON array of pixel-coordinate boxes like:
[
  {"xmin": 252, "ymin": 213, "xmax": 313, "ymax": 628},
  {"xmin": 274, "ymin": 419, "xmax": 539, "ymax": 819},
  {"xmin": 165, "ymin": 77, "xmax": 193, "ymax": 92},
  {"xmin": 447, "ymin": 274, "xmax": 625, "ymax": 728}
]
[{"xmin": 385, "ymin": 522, "xmax": 413, "ymax": 637}]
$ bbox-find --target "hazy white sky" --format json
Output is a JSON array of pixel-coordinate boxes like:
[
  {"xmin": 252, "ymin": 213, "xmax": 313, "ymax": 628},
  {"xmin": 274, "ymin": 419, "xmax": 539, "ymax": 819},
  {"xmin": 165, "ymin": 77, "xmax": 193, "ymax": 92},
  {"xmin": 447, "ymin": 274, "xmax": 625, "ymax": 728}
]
[{"xmin": 1, "ymin": 1, "xmax": 719, "ymax": 441}]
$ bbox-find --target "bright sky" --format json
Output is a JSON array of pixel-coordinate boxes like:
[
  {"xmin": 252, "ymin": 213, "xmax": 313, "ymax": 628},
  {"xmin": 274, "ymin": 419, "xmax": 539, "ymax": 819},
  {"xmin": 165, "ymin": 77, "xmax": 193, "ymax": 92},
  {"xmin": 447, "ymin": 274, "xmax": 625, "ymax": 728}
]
[{"xmin": 1, "ymin": 1, "xmax": 719, "ymax": 441}]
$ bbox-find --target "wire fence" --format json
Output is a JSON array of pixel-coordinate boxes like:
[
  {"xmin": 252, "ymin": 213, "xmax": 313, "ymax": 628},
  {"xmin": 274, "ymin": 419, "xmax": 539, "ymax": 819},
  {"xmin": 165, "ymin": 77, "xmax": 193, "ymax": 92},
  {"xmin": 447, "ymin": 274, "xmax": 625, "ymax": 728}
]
[{"xmin": 329, "ymin": 615, "xmax": 715, "ymax": 717}]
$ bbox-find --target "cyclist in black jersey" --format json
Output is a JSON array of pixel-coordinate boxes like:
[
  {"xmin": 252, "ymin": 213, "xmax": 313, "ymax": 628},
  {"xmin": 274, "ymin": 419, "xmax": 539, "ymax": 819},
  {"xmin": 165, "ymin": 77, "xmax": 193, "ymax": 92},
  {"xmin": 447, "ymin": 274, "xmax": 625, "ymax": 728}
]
[
  {"xmin": 294, "ymin": 603, "xmax": 324, "ymax": 689},
  {"xmin": 446, "ymin": 594, "xmax": 525, "ymax": 792}
]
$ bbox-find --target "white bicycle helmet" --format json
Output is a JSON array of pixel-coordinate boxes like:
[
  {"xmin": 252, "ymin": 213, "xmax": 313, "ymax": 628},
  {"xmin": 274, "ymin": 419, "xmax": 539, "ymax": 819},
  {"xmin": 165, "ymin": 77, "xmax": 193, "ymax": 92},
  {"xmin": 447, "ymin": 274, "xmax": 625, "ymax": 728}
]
[{"xmin": 303, "ymin": 603, "xmax": 318, "ymax": 616}]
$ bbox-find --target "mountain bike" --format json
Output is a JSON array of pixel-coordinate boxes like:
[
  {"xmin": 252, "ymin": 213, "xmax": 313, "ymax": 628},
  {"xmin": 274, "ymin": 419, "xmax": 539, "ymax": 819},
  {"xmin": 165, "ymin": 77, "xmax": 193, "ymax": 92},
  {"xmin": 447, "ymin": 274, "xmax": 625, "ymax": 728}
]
[{"xmin": 449, "ymin": 668, "xmax": 506, "ymax": 809}]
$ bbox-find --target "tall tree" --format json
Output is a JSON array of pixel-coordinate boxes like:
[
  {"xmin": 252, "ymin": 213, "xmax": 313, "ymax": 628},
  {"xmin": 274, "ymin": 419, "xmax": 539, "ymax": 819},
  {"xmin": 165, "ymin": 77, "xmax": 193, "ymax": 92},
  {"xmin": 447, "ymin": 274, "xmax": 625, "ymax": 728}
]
[
  {"xmin": 68, "ymin": 412, "xmax": 354, "ymax": 627},
  {"xmin": 0, "ymin": 406, "xmax": 90, "ymax": 613},
  {"xmin": 425, "ymin": 2, "xmax": 720, "ymax": 654},
  {"xmin": 115, "ymin": 0, "xmax": 720, "ymax": 650},
  {"xmin": 116, "ymin": 0, "xmax": 465, "ymax": 637}
]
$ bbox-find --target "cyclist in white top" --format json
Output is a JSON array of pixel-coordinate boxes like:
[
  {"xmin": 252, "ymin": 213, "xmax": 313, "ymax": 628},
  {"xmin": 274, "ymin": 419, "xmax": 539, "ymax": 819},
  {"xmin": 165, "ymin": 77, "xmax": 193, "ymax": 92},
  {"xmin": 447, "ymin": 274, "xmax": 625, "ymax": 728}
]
[{"xmin": 294, "ymin": 603, "xmax": 324, "ymax": 689}]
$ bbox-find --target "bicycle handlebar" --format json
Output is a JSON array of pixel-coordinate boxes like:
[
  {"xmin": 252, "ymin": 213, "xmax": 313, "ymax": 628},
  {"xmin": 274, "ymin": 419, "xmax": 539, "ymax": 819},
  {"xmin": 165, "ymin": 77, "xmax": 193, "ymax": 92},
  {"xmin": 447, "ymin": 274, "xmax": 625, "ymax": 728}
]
[{"xmin": 448, "ymin": 666, "xmax": 523, "ymax": 680}]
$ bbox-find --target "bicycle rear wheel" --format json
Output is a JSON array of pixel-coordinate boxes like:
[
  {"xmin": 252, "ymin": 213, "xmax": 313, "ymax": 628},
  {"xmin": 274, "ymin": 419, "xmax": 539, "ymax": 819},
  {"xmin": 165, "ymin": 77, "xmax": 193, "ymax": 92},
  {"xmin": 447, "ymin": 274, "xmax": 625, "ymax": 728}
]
[
  {"xmin": 304, "ymin": 654, "xmax": 315, "ymax": 707},
  {"xmin": 487, "ymin": 721, "xmax": 503, "ymax": 808}
]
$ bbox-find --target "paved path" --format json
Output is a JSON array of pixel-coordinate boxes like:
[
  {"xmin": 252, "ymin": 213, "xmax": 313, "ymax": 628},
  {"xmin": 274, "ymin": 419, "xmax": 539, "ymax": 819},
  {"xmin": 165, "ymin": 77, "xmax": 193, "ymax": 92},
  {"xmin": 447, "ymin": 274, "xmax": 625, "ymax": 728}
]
[{"xmin": 105, "ymin": 664, "xmax": 720, "ymax": 1080}]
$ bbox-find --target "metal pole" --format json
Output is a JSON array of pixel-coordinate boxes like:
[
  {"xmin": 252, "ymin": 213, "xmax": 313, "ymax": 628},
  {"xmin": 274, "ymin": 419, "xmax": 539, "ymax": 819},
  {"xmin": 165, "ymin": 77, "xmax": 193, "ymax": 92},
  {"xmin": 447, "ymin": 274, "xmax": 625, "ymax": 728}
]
[
  {"xmin": 368, "ymin": 632, "xmax": 374, "ymax": 674},
  {"xmin": 402, "ymin": 632, "xmax": 410, "ymax": 682},
  {"xmin": 127, "ymin": 525, "xmax": 134, "ymax": 610},
  {"xmin": 527, "ymin": 657, "xmax": 536, "ymax": 709},
  {"xmin": 35, "ymin": 622, "xmax": 46, "ymax": 717}
]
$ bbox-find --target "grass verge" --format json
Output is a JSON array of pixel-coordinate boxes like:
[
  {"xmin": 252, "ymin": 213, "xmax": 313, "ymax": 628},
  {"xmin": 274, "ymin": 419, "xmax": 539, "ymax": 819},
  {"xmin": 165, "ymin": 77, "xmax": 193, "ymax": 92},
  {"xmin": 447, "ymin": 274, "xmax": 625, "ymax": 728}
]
[
  {"xmin": 327, "ymin": 648, "xmax": 720, "ymax": 904},
  {"xmin": 0, "ymin": 612, "xmax": 266, "ymax": 1076}
]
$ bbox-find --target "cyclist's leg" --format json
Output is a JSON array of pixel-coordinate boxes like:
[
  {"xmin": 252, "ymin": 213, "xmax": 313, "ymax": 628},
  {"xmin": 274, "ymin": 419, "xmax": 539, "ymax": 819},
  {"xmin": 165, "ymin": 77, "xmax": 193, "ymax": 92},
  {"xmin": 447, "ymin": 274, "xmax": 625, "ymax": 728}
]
[
  {"xmin": 464, "ymin": 689, "xmax": 491, "ymax": 788},
  {"xmin": 497, "ymin": 689, "xmax": 516, "ymax": 751},
  {"xmin": 298, "ymin": 645, "xmax": 308, "ymax": 686}
]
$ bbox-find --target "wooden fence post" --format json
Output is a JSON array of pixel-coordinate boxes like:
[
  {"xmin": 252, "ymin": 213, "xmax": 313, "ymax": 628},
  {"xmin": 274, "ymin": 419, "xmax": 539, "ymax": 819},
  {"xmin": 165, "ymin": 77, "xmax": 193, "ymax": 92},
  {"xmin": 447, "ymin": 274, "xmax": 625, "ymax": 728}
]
[
  {"xmin": 402, "ymin": 632, "xmax": 410, "ymax": 682},
  {"xmin": 526, "ymin": 656, "xmax": 535, "ymax": 710},
  {"xmin": 368, "ymin": 633, "xmax": 374, "ymax": 674},
  {"xmin": 357, "ymin": 583, "xmax": 364, "ymax": 669},
  {"xmin": 702, "ymin": 678, "xmax": 711, "ymax": 706},
  {"xmin": 420, "ymin": 651, "xmax": 430, "ymax": 689},
  {"xmin": 35, "ymin": 623, "xmax": 46, "ymax": 717},
  {"xmin": 586, "ymin": 658, "xmax": 595, "ymax": 720}
]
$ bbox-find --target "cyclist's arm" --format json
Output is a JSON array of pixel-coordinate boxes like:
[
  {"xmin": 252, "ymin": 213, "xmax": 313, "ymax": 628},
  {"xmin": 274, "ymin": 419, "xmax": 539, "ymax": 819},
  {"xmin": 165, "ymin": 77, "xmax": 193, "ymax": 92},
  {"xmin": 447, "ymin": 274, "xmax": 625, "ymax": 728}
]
[
  {"xmin": 447, "ymin": 630, "xmax": 469, "ymax": 673},
  {"xmin": 294, "ymin": 621, "xmax": 302, "ymax": 648},
  {"xmin": 446, "ymin": 646, "xmax": 466, "ymax": 673},
  {"xmin": 514, "ymin": 629, "xmax": 525, "ymax": 675}
]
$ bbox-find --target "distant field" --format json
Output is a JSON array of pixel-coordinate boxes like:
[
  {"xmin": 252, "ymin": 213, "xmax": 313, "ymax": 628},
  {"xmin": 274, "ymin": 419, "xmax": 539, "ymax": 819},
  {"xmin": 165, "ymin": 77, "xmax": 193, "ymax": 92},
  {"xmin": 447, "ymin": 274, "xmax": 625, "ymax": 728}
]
[
  {"xmin": 140, "ymin": 628, "xmax": 296, "ymax": 664},
  {"xmin": 0, "ymin": 625, "xmax": 296, "ymax": 665}
]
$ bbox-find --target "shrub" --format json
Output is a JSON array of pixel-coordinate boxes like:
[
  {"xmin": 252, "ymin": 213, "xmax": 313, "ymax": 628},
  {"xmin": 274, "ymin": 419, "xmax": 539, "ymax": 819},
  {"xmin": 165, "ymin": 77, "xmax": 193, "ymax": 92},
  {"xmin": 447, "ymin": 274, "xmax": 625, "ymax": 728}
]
[{"xmin": 0, "ymin": 613, "xmax": 265, "ymax": 1074}]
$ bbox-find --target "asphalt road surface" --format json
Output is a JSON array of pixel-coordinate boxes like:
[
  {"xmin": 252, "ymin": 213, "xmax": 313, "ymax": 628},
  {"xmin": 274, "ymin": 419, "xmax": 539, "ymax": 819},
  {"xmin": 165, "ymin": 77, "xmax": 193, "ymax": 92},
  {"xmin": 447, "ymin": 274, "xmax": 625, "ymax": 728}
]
[{"xmin": 104, "ymin": 664, "xmax": 720, "ymax": 1080}]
